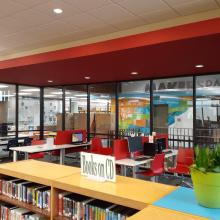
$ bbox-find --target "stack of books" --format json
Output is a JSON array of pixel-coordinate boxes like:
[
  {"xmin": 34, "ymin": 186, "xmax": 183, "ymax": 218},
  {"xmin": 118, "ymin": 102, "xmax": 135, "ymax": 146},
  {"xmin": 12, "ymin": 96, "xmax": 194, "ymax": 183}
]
[
  {"xmin": 0, "ymin": 177, "xmax": 50, "ymax": 212},
  {"xmin": 0, "ymin": 202, "xmax": 46, "ymax": 220},
  {"xmin": 58, "ymin": 192, "xmax": 138, "ymax": 220}
]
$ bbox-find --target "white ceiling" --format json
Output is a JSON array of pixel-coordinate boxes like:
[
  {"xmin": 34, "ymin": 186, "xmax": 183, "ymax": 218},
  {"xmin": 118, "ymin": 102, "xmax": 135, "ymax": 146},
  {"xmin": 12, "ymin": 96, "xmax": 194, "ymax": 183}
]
[{"xmin": 0, "ymin": 0, "xmax": 220, "ymax": 57}]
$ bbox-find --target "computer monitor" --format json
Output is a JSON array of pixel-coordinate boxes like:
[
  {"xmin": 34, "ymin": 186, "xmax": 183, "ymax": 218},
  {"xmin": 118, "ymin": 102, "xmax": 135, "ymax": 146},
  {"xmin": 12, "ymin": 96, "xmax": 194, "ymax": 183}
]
[
  {"xmin": 127, "ymin": 137, "xmax": 143, "ymax": 153},
  {"xmin": 156, "ymin": 138, "xmax": 166, "ymax": 153},
  {"xmin": 143, "ymin": 143, "xmax": 157, "ymax": 156},
  {"xmin": 72, "ymin": 132, "xmax": 83, "ymax": 144}
]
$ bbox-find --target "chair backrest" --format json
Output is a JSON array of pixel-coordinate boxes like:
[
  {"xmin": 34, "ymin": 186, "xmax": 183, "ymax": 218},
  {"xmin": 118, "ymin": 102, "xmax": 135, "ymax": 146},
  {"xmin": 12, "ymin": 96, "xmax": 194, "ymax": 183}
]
[
  {"xmin": 23, "ymin": 137, "xmax": 33, "ymax": 146},
  {"xmin": 113, "ymin": 139, "xmax": 129, "ymax": 160},
  {"xmin": 156, "ymin": 134, "xmax": 168, "ymax": 149},
  {"xmin": 7, "ymin": 139, "xmax": 19, "ymax": 151},
  {"xmin": 91, "ymin": 137, "xmax": 103, "ymax": 152},
  {"xmin": 177, "ymin": 147, "xmax": 194, "ymax": 166},
  {"xmin": 54, "ymin": 130, "xmax": 72, "ymax": 145},
  {"xmin": 151, "ymin": 153, "xmax": 165, "ymax": 173},
  {"xmin": 31, "ymin": 140, "xmax": 45, "ymax": 145}
]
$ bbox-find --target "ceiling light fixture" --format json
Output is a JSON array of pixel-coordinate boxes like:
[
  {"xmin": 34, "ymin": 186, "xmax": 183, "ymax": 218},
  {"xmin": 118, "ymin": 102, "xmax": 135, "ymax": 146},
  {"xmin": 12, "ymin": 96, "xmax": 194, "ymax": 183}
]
[
  {"xmin": 131, "ymin": 72, "xmax": 138, "ymax": 75},
  {"xmin": 20, "ymin": 88, "xmax": 40, "ymax": 92},
  {"xmin": 84, "ymin": 76, "xmax": 90, "ymax": 80},
  {"xmin": 48, "ymin": 80, "xmax": 53, "ymax": 83},
  {"xmin": 0, "ymin": 85, "xmax": 9, "ymax": 88},
  {"xmin": 195, "ymin": 64, "xmax": 204, "ymax": 68},
  {"xmin": 18, "ymin": 92, "xmax": 32, "ymax": 96},
  {"xmin": 53, "ymin": 8, "xmax": 63, "ymax": 14}
]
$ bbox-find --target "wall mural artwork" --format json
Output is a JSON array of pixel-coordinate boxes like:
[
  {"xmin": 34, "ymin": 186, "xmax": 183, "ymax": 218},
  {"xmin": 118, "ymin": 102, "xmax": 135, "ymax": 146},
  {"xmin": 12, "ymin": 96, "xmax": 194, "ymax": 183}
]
[{"xmin": 119, "ymin": 95, "xmax": 150, "ymax": 134}]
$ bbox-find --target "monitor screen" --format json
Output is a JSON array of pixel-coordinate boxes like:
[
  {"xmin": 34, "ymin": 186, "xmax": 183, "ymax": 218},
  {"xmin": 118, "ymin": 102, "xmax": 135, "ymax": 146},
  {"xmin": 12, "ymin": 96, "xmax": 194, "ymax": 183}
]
[
  {"xmin": 143, "ymin": 143, "xmax": 157, "ymax": 156},
  {"xmin": 72, "ymin": 132, "xmax": 83, "ymax": 143},
  {"xmin": 156, "ymin": 138, "xmax": 166, "ymax": 153},
  {"xmin": 127, "ymin": 137, "xmax": 143, "ymax": 153}
]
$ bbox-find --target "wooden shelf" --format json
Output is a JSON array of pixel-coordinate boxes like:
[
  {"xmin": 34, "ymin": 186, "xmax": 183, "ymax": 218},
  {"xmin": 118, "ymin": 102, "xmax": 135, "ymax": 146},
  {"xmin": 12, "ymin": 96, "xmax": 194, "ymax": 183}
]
[
  {"xmin": 52, "ymin": 173, "xmax": 177, "ymax": 210},
  {"xmin": 0, "ymin": 194, "xmax": 50, "ymax": 218},
  {"xmin": 54, "ymin": 216, "xmax": 71, "ymax": 220}
]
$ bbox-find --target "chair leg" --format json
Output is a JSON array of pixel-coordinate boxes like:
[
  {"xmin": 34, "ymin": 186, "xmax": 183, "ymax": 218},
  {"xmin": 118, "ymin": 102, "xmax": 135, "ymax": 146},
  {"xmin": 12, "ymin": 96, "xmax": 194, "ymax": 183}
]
[{"xmin": 151, "ymin": 176, "xmax": 156, "ymax": 182}]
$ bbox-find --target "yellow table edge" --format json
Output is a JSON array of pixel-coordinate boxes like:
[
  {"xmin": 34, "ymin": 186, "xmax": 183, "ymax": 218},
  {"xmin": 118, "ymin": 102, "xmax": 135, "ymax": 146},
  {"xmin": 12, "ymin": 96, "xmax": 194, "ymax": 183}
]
[{"xmin": 127, "ymin": 205, "xmax": 210, "ymax": 220}]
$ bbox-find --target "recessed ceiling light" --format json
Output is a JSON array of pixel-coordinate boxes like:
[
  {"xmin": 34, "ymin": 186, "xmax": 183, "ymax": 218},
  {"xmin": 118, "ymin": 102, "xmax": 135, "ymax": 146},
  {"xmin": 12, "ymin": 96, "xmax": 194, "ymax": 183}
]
[
  {"xmin": 53, "ymin": 8, "xmax": 63, "ymax": 14},
  {"xmin": 195, "ymin": 64, "xmax": 204, "ymax": 68},
  {"xmin": 131, "ymin": 72, "xmax": 138, "ymax": 75},
  {"xmin": 84, "ymin": 76, "xmax": 90, "ymax": 80},
  {"xmin": 48, "ymin": 80, "xmax": 53, "ymax": 83}
]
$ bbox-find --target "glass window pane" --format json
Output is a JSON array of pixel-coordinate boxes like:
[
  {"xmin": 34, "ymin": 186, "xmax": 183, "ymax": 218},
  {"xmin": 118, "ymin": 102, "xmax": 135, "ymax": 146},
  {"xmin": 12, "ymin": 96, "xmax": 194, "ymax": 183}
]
[
  {"xmin": 196, "ymin": 74, "xmax": 220, "ymax": 145},
  {"xmin": 153, "ymin": 77, "xmax": 193, "ymax": 148},
  {"xmin": 0, "ymin": 84, "xmax": 16, "ymax": 138},
  {"xmin": 119, "ymin": 80, "xmax": 150, "ymax": 135},
  {"xmin": 65, "ymin": 85, "xmax": 87, "ymax": 130},
  {"xmin": 44, "ymin": 87, "xmax": 62, "ymax": 132},
  {"xmin": 18, "ymin": 86, "xmax": 40, "ymax": 134},
  {"xmin": 89, "ymin": 83, "xmax": 116, "ymax": 136}
]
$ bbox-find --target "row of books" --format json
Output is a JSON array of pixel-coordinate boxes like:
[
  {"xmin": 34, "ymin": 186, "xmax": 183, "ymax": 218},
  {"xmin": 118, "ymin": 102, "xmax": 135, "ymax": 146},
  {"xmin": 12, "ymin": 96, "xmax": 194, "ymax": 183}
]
[
  {"xmin": 0, "ymin": 202, "xmax": 45, "ymax": 220},
  {"xmin": 58, "ymin": 192, "xmax": 138, "ymax": 220},
  {"xmin": 0, "ymin": 177, "xmax": 50, "ymax": 212}
]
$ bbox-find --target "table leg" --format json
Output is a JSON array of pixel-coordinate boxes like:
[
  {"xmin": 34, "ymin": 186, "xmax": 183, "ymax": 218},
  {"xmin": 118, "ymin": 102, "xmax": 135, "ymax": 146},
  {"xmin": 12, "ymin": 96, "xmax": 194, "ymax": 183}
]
[
  {"xmin": 132, "ymin": 166, "xmax": 137, "ymax": 178},
  {"xmin": 60, "ymin": 149, "xmax": 65, "ymax": 164},
  {"xmin": 13, "ymin": 151, "xmax": 18, "ymax": 162},
  {"xmin": 124, "ymin": 166, "xmax": 127, "ymax": 176},
  {"xmin": 120, "ymin": 165, "xmax": 124, "ymax": 176},
  {"xmin": 24, "ymin": 153, "xmax": 28, "ymax": 160}
]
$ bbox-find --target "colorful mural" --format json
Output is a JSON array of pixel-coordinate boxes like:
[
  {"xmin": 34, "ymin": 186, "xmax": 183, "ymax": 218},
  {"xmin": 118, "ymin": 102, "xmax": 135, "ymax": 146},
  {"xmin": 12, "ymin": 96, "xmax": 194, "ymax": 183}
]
[
  {"xmin": 119, "ymin": 93, "xmax": 192, "ymax": 133},
  {"xmin": 119, "ymin": 95, "xmax": 150, "ymax": 134}
]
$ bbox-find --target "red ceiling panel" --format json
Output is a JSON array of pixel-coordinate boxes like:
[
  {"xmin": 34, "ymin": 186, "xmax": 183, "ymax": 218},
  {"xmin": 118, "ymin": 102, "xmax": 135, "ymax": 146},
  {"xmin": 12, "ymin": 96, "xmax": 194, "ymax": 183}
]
[{"xmin": 0, "ymin": 18, "xmax": 220, "ymax": 86}]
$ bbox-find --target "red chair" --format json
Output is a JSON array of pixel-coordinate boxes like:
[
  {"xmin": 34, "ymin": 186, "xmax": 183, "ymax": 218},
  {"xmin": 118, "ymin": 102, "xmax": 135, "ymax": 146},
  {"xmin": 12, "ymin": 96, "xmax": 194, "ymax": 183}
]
[
  {"xmin": 29, "ymin": 140, "xmax": 45, "ymax": 159},
  {"xmin": 53, "ymin": 130, "xmax": 87, "ymax": 155},
  {"xmin": 85, "ymin": 137, "xmax": 113, "ymax": 155},
  {"xmin": 113, "ymin": 139, "xmax": 129, "ymax": 160},
  {"xmin": 168, "ymin": 148, "xmax": 194, "ymax": 175},
  {"xmin": 136, "ymin": 153, "xmax": 165, "ymax": 181}
]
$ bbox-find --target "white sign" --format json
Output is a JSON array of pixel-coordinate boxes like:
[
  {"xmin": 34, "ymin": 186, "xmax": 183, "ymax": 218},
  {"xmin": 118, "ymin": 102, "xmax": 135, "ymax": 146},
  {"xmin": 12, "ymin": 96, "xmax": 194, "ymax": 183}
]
[
  {"xmin": 80, "ymin": 152, "xmax": 116, "ymax": 183},
  {"xmin": 149, "ymin": 135, "xmax": 154, "ymax": 143}
]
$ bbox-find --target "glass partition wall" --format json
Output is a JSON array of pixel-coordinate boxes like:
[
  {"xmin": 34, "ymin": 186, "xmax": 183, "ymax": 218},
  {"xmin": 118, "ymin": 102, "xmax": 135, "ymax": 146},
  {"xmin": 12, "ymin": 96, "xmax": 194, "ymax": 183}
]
[
  {"xmin": 0, "ymin": 84, "xmax": 16, "ymax": 139},
  {"xmin": 89, "ymin": 83, "xmax": 116, "ymax": 146},
  {"xmin": 196, "ymin": 74, "xmax": 220, "ymax": 146},
  {"xmin": 18, "ymin": 86, "xmax": 40, "ymax": 139},
  {"xmin": 44, "ymin": 87, "xmax": 63, "ymax": 133},
  {"xmin": 153, "ymin": 77, "xmax": 193, "ymax": 148},
  {"xmin": 1, "ymin": 73, "xmax": 220, "ymax": 149},
  {"xmin": 65, "ymin": 85, "xmax": 87, "ymax": 130}
]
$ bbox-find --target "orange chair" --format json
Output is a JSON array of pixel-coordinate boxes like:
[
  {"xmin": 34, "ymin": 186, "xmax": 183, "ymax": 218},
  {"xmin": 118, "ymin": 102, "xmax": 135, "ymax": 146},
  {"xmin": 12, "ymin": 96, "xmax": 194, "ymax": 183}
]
[
  {"xmin": 168, "ymin": 147, "xmax": 194, "ymax": 175},
  {"xmin": 28, "ymin": 140, "xmax": 45, "ymax": 159},
  {"xmin": 136, "ymin": 153, "xmax": 165, "ymax": 181}
]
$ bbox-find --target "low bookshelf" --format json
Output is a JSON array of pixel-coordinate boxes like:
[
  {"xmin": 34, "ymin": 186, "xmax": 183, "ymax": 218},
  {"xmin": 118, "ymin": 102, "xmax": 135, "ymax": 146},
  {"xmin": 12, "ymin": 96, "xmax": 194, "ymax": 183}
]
[
  {"xmin": 0, "ymin": 160, "xmax": 208, "ymax": 220},
  {"xmin": 0, "ymin": 160, "xmax": 80, "ymax": 220}
]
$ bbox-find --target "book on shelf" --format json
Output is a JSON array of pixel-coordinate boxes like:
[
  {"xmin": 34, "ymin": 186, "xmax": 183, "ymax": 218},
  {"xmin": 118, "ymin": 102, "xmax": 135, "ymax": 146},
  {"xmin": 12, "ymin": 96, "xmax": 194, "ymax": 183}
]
[
  {"xmin": 0, "ymin": 177, "xmax": 51, "ymax": 212},
  {"xmin": 58, "ymin": 191, "xmax": 138, "ymax": 220},
  {"xmin": 0, "ymin": 202, "xmax": 46, "ymax": 220}
]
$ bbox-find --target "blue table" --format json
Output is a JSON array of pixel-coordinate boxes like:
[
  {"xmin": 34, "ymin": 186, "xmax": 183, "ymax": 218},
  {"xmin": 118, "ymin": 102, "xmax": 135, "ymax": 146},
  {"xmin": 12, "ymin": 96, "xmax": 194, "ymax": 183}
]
[{"xmin": 154, "ymin": 187, "xmax": 220, "ymax": 220}]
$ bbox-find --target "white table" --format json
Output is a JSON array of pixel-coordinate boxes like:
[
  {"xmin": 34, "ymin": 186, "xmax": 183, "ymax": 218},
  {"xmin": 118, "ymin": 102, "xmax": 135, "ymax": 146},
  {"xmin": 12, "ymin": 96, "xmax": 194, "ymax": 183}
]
[
  {"xmin": 116, "ymin": 149, "xmax": 178, "ymax": 178},
  {"xmin": 10, "ymin": 143, "xmax": 90, "ymax": 164}
]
